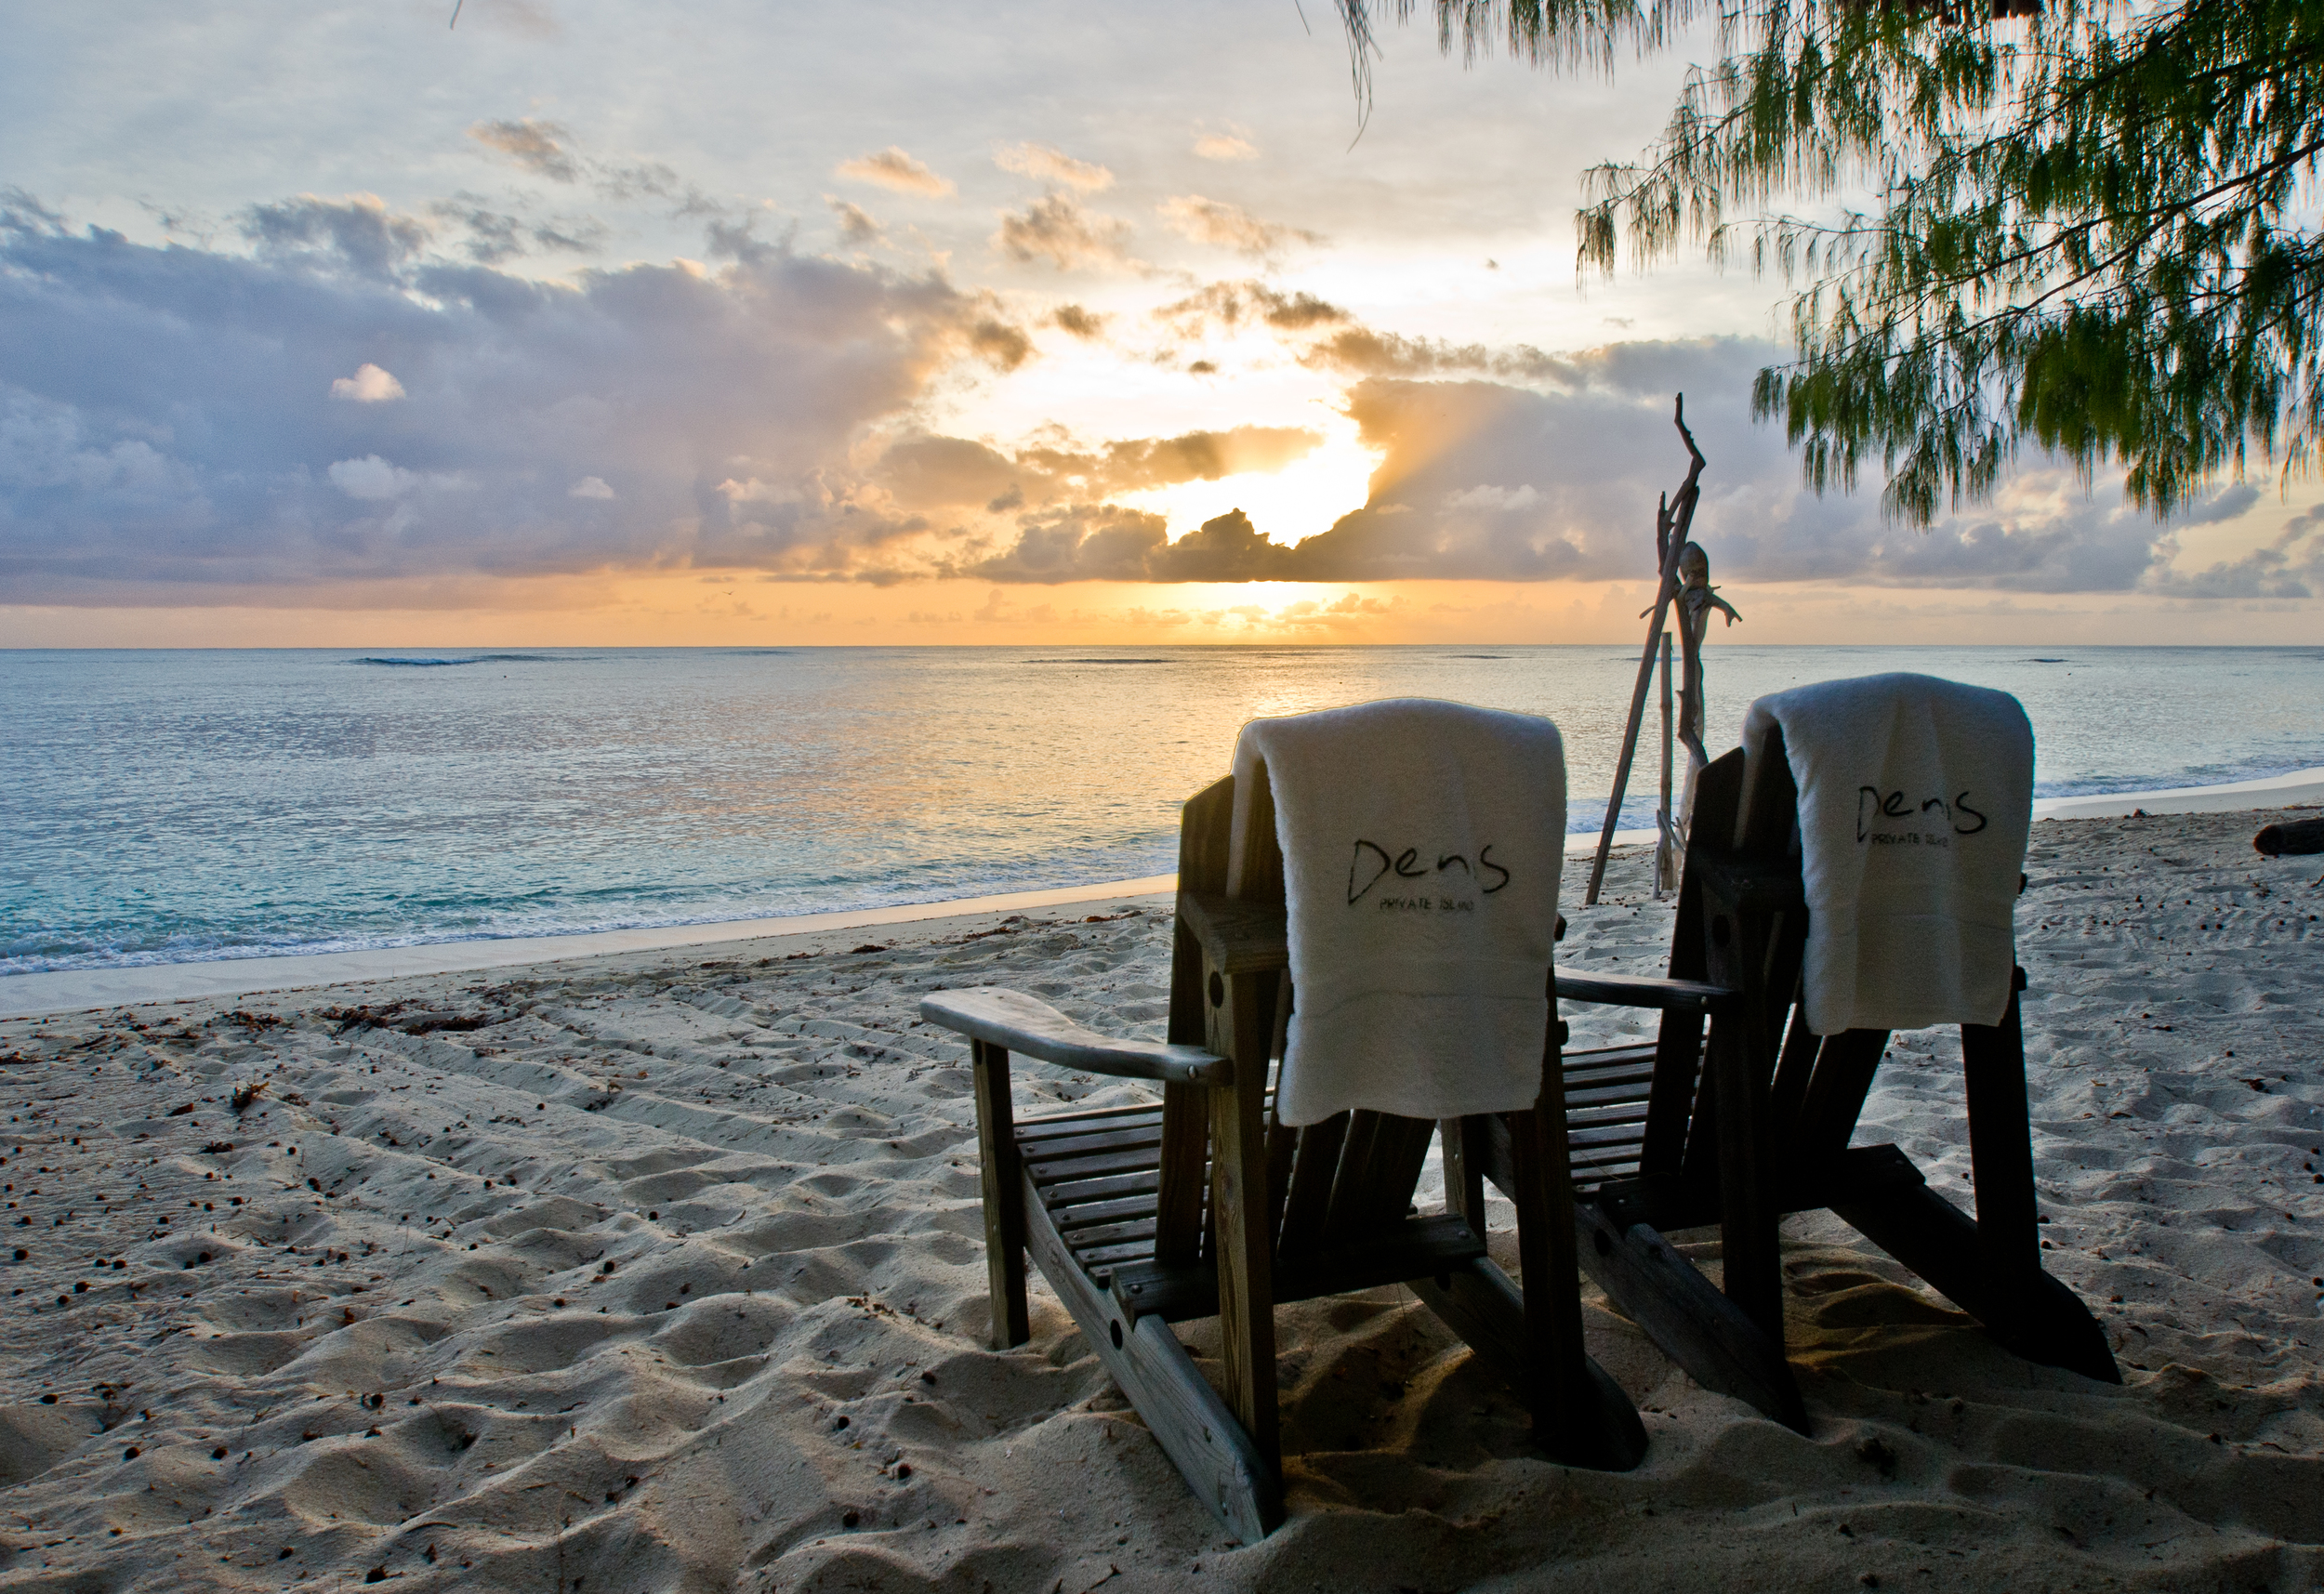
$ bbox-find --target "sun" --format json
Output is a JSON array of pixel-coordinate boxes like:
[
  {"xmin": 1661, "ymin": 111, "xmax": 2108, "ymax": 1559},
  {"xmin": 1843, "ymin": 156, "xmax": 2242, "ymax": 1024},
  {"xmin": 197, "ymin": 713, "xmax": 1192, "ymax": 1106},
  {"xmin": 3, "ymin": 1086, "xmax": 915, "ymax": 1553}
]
[{"xmin": 1111, "ymin": 412, "xmax": 1383, "ymax": 548}]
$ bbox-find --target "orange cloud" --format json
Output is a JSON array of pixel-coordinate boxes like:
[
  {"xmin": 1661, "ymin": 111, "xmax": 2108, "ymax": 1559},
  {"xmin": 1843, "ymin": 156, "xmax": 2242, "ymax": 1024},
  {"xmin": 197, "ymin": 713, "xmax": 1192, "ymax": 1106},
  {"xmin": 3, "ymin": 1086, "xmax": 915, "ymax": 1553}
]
[{"xmin": 835, "ymin": 147, "xmax": 955, "ymax": 198}]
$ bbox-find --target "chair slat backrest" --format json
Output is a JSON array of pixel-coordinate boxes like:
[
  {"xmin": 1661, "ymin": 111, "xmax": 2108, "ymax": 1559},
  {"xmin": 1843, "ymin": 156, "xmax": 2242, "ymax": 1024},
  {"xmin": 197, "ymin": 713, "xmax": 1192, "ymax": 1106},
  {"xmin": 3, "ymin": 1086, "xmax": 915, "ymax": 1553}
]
[
  {"xmin": 1640, "ymin": 748, "xmax": 1744, "ymax": 1179},
  {"xmin": 1185, "ymin": 761, "xmax": 1446, "ymax": 1270},
  {"xmin": 1734, "ymin": 722, "xmax": 1909, "ymax": 1183},
  {"xmin": 1665, "ymin": 732, "xmax": 1900, "ymax": 1192}
]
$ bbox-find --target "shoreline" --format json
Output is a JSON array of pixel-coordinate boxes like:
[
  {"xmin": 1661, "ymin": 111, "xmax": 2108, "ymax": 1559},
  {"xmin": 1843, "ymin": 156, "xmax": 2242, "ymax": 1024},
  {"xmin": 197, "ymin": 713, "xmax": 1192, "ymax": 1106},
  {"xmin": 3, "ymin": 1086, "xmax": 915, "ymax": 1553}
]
[{"xmin": 6, "ymin": 763, "xmax": 2317, "ymax": 1021}]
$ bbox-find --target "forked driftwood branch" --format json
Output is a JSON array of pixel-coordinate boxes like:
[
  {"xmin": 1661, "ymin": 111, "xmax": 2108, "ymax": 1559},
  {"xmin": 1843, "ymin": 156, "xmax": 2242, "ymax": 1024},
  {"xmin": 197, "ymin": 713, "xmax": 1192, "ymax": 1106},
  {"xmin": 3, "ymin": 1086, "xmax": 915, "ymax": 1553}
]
[{"xmin": 1586, "ymin": 396, "xmax": 1708, "ymax": 905}]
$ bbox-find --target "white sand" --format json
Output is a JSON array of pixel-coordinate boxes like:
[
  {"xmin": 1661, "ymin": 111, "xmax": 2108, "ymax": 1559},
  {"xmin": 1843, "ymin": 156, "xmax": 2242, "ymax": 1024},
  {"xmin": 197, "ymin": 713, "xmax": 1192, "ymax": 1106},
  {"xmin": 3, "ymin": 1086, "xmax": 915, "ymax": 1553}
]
[{"xmin": 1, "ymin": 806, "xmax": 2319, "ymax": 1591}]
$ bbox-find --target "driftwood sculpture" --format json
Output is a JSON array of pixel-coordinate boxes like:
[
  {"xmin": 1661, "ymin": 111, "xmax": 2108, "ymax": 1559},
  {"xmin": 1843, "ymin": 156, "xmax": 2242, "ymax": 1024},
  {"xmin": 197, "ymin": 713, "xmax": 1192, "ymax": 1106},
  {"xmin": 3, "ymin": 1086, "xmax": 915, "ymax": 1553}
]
[
  {"xmin": 1668, "ymin": 540, "xmax": 1741, "ymax": 853},
  {"xmin": 1587, "ymin": 396, "xmax": 1733, "ymax": 904}
]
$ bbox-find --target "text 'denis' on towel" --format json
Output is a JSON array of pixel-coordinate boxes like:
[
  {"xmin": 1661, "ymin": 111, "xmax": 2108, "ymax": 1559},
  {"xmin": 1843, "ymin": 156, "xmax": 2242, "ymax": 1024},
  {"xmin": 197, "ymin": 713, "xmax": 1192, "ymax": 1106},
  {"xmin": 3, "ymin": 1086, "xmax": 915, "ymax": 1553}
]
[
  {"xmin": 1740, "ymin": 672, "xmax": 2033, "ymax": 1034},
  {"xmin": 1228, "ymin": 698, "xmax": 1564, "ymax": 1126}
]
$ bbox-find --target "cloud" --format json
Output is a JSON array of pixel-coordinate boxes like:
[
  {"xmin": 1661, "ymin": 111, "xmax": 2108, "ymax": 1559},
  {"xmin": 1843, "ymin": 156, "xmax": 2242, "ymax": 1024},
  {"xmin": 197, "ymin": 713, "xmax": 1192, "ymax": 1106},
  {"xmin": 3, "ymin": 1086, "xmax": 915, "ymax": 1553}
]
[
  {"xmin": 1152, "ymin": 280, "xmax": 1351, "ymax": 336},
  {"xmin": 429, "ymin": 202, "xmax": 525, "ymax": 263},
  {"xmin": 949, "ymin": 506, "xmax": 1301, "ymax": 584},
  {"xmin": 1157, "ymin": 196, "xmax": 1323, "ymax": 258},
  {"xmin": 1144, "ymin": 507, "xmax": 1295, "ymax": 581},
  {"xmin": 526, "ymin": 219, "xmax": 608, "ymax": 255},
  {"xmin": 993, "ymin": 143, "xmax": 1114, "ymax": 192},
  {"xmin": 1303, "ymin": 326, "xmax": 1570, "ymax": 381},
  {"xmin": 1050, "ymin": 303, "xmax": 1107, "ymax": 339},
  {"xmin": 969, "ymin": 319, "xmax": 1034, "ymax": 372},
  {"xmin": 2145, "ymin": 507, "xmax": 2324, "ymax": 598},
  {"xmin": 1193, "ymin": 133, "xmax": 1259, "ymax": 162},
  {"xmin": 421, "ymin": 196, "xmax": 609, "ymax": 265},
  {"xmin": 869, "ymin": 424, "xmax": 1320, "ymax": 515},
  {"xmin": 835, "ymin": 147, "xmax": 955, "ymax": 198},
  {"xmin": 467, "ymin": 118, "xmax": 581, "ymax": 183},
  {"xmin": 240, "ymin": 194, "xmax": 431, "ymax": 279},
  {"xmin": 460, "ymin": 121, "xmax": 722, "ymax": 220},
  {"xmin": 0, "ymin": 194, "xmax": 1011, "ymax": 599},
  {"xmin": 994, "ymin": 194, "xmax": 1135, "ymax": 271},
  {"xmin": 956, "ymin": 505, "xmax": 1169, "ymax": 582},
  {"xmin": 1444, "ymin": 483, "xmax": 1538, "ymax": 511},
  {"xmin": 1150, "ymin": 282, "xmax": 1572, "ymax": 378},
  {"xmin": 327, "ymin": 455, "xmax": 419, "ymax": 501},
  {"xmin": 2172, "ymin": 481, "xmax": 2263, "ymax": 527},
  {"xmin": 1010, "ymin": 426, "xmax": 1322, "ymax": 495},
  {"xmin": 3, "ymin": 193, "xmax": 2273, "ymax": 599},
  {"xmin": 941, "ymin": 337, "xmax": 2262, "ymax": 589},
  {"xmin": 1274, "ymin": 344, "xmax": 2251, "ymax": 589},
  {"xmin": 829, "ymin": 198, "xmax": 883, "ymax": 246},
  {"xmin": 329, "ymin": 362, "xmax": 404, "ymax": 402}
]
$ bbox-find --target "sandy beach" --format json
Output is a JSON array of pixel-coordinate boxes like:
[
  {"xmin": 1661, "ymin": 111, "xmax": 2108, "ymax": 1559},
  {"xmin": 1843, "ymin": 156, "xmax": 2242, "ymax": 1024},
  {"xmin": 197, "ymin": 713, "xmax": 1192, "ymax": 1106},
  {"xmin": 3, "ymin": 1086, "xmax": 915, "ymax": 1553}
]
[{"xmin": 1, "ymin": 806, "xmax": 2318, "ymax": 1592}]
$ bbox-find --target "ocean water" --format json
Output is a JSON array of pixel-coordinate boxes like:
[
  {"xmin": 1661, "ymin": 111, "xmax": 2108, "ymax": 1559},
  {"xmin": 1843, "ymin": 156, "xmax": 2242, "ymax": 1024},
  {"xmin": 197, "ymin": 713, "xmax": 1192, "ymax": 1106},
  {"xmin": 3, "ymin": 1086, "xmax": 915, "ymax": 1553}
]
[{"xmin": 4, "ymin": 645, "xmax": 2320, "ymax": 976}]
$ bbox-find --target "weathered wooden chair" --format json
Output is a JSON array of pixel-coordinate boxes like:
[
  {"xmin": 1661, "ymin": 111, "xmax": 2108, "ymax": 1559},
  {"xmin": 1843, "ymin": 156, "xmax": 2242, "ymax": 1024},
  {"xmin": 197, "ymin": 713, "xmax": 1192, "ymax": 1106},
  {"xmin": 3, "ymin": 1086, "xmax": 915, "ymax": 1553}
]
[
  {"xmin": 1497, "ymin": 734, "xmax": 2120, "ymax": 1431},
  {"xmin": 920, "ymin": 770, "xmax": 1646, "ymax": 1542}
]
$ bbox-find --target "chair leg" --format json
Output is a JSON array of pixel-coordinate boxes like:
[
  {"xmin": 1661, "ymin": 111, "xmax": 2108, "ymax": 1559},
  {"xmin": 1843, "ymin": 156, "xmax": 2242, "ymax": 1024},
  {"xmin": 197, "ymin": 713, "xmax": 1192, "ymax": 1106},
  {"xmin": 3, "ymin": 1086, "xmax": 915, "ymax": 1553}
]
[
  {"xmin": 1508, "ymin": 1104, "xmax": 1588, "ymax": 1434},
  {"xmin": 1425, "ymin": 1112, "xmax": 1647, "ymax": 1466},
  {"xmin": 1834, "ymin": 1176, "xmax": 2121, "ymax": 1384},
  {"xmin": 1575, "ymin": 1200, "xmax": 1805, "ymax": 1430},
  {"xmin": 1503, "ymin": 1046, "xmax": 1649, "ymax": 1469},
  {"xmin": 1208, "ymin": 969, "xmax": 1280, "ymax": 1470},
  {"xmin": 1440, "ymin": 1114, "xmax": 1486, "ymax": 1228},
  {"xmin": 1961, "ymin": 984, "xmax": 2040, "ymax": 1281},
  {"xmin": 1707, "ymin": 1015, "xmax": 1784, "ymax": 1345},
  {"xmin": 1021, "ymin": 1168, "xmax": 1281, "ymax": 1540},
  {"xmin": 971, "ymin": 1039, "xmax": 1029, "ymax": 1350},
  {"xmin": 1699, "ymin": 889, "xmax": 1788, "ymax": 1347}
]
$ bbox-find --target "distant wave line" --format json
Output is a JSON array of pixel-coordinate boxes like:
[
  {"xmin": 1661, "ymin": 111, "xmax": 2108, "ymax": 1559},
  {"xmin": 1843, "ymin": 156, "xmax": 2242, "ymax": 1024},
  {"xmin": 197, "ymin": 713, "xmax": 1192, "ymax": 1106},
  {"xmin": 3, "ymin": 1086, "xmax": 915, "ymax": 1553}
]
[{"xmin": 350, "ymin": 653, "xmax": 574, "ymax": 666}]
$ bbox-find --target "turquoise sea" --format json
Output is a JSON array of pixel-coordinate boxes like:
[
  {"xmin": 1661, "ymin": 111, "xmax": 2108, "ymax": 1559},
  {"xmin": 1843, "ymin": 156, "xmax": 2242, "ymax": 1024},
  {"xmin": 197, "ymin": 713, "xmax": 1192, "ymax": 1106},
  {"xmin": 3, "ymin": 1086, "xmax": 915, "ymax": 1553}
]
[{"xmin": 4, "ymin": 645, "xmax": 2320, "ymax": 976}]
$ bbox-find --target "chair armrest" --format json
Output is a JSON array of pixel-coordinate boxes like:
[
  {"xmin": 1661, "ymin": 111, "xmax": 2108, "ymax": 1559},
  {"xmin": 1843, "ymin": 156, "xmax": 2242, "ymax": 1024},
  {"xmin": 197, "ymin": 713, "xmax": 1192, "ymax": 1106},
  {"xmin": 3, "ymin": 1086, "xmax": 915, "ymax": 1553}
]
[
  {"xmin": 919, "ymin": 987, "xmax": 1231, "ymax": 1085},
  {"xmin": 1554, "ymin": 969, "xmax": 1740, "ymax": 1015},
  {"xmin": 1176, "ymin": 890, "xmax": 1288, "ymax": 974}
]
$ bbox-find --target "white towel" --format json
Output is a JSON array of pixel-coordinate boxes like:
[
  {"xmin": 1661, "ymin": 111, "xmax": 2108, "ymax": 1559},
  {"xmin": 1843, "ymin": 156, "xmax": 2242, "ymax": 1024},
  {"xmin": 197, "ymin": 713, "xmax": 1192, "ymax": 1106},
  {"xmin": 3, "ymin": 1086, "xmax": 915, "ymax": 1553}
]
[
  {"xmin": 1228, "ymin": 698, "xmax": 1565, "ymax": 1126},
  {"xmin": 1739, "ymin": 673, "xmax": 2033, "ymax": 1035}
]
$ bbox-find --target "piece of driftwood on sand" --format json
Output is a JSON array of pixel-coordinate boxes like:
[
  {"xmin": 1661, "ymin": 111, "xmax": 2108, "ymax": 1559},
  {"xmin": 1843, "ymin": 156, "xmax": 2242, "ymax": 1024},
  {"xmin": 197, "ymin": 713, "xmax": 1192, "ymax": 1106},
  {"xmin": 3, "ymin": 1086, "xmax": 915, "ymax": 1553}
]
[{"xmin": 2253, "ymin": 814, "xmax": 2324, "ymax": 855}]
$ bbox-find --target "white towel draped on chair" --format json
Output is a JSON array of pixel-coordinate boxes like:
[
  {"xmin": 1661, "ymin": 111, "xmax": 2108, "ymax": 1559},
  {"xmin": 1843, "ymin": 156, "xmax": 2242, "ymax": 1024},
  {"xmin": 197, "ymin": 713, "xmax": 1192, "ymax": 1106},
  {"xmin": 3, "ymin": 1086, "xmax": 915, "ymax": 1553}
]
[
  {"xmin": 1740, "ymin": 672, "xmax": 2034, "ymax": 1035},
  {"xmin": 1228, "ymin": 698, "xmax": 1565, "ymax": 1126}
]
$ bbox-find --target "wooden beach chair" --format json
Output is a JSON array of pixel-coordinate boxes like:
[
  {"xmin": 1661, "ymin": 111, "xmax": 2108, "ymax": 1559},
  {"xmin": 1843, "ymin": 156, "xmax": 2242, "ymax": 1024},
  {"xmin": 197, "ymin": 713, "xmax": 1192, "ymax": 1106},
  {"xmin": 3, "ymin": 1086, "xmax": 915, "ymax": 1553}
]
[
  {"xmin": 920, "ymin": 770, "xmax": 1647, "ymax": 1543},
  {"xmin": 1514, "ymin": 735, "xmax": 2120, "ymax": 1432}
]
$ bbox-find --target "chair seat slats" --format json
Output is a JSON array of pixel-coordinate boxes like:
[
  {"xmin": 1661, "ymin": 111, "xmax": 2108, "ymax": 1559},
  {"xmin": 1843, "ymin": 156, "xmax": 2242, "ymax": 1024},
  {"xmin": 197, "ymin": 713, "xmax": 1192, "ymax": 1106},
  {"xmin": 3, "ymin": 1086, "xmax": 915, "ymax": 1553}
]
[
  {"xmin": 1039, "ymin": 1167, "xmax": 1162, "ymax": 1207},
  {"xmin": 1064, "ymin": 1227, "xmax": 1162, "ymax": 1264},
  {"xmin": 1020, "ymin": 1121, "xmax": 1165, "ymax": 1165},
  {"xmin": 1565, "ymin": 1092, "xmax": 1652, "ymax": 1117},
  {"xmin": 1025, "ymin": 1145, "xmax": 1169, "ymax": 1185},
  {"xmin": 1013, "ymin": 1101, "xmax": 1167, "ymax": 1142},
  {"xmin": 1052, "ymin": 1192, "xmax": 1160, "ymax": 1229}
]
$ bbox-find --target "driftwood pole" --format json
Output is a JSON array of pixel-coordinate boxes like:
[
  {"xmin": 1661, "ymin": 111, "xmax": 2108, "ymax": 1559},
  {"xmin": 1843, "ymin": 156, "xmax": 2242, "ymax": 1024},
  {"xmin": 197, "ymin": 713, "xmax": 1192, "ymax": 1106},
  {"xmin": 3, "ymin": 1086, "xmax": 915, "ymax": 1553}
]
[
  {"xmin": 1585, "ymin": 395, "xmax": 1707, "ymax": 905},
  {"xmin": 1656, "ymin": 629, "xmax": 1677, "ymax": 895}
]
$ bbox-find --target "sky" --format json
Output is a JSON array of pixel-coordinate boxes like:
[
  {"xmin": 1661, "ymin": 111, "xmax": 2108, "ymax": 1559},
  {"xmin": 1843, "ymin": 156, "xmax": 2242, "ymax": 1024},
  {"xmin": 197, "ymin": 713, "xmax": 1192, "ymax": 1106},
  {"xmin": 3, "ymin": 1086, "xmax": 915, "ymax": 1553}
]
[{"xmin": 3, "ymin": 0, "xmax": 2318, "ymax": 647}]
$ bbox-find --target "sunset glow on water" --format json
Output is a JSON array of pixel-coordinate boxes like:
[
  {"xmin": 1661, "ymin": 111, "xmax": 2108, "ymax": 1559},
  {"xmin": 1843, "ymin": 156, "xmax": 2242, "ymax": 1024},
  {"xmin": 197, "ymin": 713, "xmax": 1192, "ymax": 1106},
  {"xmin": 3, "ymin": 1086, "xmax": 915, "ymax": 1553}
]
[{"xmin": 6, "ymin": 645, "xmax": 2317, "ymax": 976}]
